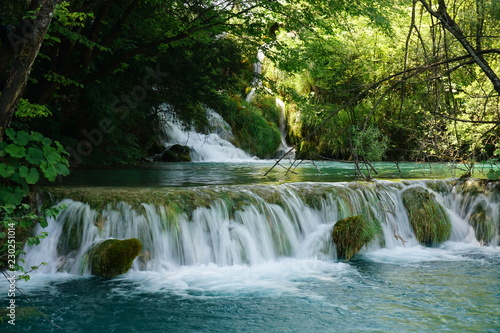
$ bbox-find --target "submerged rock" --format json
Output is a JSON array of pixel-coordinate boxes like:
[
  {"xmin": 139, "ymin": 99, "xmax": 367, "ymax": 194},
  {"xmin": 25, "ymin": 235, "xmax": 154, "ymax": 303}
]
[
  {"xmin": 88, "ymin": 238, "xmax": 142, "ymax": 278},
  {"xmin": 402, "ymin": 187, "xmax": 451, "ymax": 246},
  {"xmin": 331, "ymin": 215, "xmax": 380, "ymax": 260},
  {"xmin": 0, "ymin": 307, "xmax": 42, "ymax": 323},
  {"xmin": 160, "ymin": 144, "xmax": 191, "ymax": 162}
]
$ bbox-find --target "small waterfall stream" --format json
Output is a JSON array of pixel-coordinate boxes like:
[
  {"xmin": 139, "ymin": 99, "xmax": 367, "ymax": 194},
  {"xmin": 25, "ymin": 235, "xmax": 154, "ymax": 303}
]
[
  {"xmin": 162, "ymin": 107, "xmax": 255, "ymax": 162},
  {"xmin": 24, "ymin": 180, "xmax": 499, "ymax": 275}
]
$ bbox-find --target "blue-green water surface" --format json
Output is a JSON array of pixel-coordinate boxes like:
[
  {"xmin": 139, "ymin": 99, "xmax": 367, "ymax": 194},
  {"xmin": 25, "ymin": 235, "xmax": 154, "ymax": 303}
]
[
  {"xmin": 54, "ymin": 161, "xmax": 484, "ymax": 187},
  {"xmin": 2, "ymin": 244, "xmax": 498, "ymax": 332},
  {"xmin": 2, "ymin": 161, "xmax": 499, "ymax": 332}
]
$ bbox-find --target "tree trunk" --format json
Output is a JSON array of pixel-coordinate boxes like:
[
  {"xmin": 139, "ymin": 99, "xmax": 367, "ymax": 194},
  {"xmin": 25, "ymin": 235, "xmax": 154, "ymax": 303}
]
[
  {"xmin": 0, "ymin": 0, "xmax": 58, "ymax": 141},
  {"xmin": 419, "ymin": 0, "xmax": 500, "ymax": 95}
]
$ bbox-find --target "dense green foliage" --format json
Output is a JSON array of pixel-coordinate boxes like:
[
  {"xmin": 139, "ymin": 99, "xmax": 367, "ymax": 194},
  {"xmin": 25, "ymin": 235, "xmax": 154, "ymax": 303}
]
[
  {"xmin": 0, "ymin": 0, "xmax": 498, "ymax": 166},
  {"xmin": 228, "ymin": 95, "xmax": 282, "ymax": 158},
  {"xmin": 0, "ymin": 129, "xmax": 69, "ymax": 205},
  {"xmin": 0, "ymin": 203, "xmax": 65, "ymax": 280},
  {"xmin": 0, "ymin": 127, "xmax": 68, "ymax": 278}
]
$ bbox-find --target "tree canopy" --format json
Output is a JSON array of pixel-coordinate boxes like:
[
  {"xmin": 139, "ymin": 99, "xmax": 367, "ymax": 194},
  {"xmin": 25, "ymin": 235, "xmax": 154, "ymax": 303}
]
[{"xmin": 0, "ymin": 0, "xmax": 498, "ymax": 169}]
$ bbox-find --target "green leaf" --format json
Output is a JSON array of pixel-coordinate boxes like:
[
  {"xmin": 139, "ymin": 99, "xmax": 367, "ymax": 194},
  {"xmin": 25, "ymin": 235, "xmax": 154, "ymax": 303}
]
[
  {"xmin": 54, "ymin": 141, "xmax": 68, "ymax": 155},
  {"xmin": 0, "ymin": 141, "xmax": 7, "ymax": 157},
  {"xmin": 5, "ymin": 128, "xmax": 16, "ymax": 140},
  {"xmin": 26, "ymin": 147, "xmax": 45, "ymax": 164},
  {"xmin": 0, "ymin": 186, "xmax": 26, "ymax": 206},
  {"xmin": 43, "ymin": 145, "xmax": 60, "ymax": 163},
  {"xmin": 0, "ymin": 163, "xmax": 16, "ymax": 178},
  {"xmin": 19, "ymin": 166, "xmax": 40, "ymax": 184},
  {"xmin": 41, "ymin": 162, "xmax": 58, "ymax": 181},
  {"xmin": 486, "ymin": 169, "xmax": 500, "ymax": 180},
  {"xmin": 0, "ymin": 204, "xmax": 15, "ymax": 214},
  {"xmin": 42, "ymin": 137, "xmax": 53, "ymax": 146},
  {"xmin": 13, "ymin": 130, "xmax": 30, "ymax": 145},
  {"xmin": 5, "ymin": 144, "xmax": 26, "ymax": 158},
  {"xmin": 55, "ymin": 163, "xmax": 70, "ymax": 176},
  {"xmin": 0, "ymin": 232, "xmax": 5, "ymax": 238},
  {"xmin": 39, "ymin": 218, "xmax": 49, "ymax": 228},
  {"xmin": 30, "ymin": 131, "xmax": 44, "ymax": 142}
]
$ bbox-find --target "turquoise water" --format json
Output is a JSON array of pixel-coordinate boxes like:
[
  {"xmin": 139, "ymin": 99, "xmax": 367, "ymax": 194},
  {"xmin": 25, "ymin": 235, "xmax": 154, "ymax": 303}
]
[
  {"xmin": 56, "ymin": 161, "xmax": 474, "ymax": 187},
  {"xmin": 2, "ymin": 244, "xmax": 499, "ymax": 332},
  {"xmin": 2, "ymin": 161, "xmax": 499, "ymax": 332}
]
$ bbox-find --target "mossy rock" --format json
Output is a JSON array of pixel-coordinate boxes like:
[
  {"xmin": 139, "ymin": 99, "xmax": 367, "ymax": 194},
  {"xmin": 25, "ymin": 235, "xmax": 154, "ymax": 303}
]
[
  {"xmin": 88, "ymin": 238, "xmax": 142, "ymax": 278},
  {"xmin": 425, "ymin": 180, "xmax": 451, "ymax": 194},
  {"xmin": 331, "ymin": 215, "xmax": 380, "ymax": 260},
  {"xmin": 469, "ymin": 203, "xmax": 495, "ymax": 244},
  {"xmin": 161, "ymin": 144, "xmax": 191, "ymax": 162},
  {"xmin": 402, "ymin": 187, "xmax": 451, "ymax": 246}
]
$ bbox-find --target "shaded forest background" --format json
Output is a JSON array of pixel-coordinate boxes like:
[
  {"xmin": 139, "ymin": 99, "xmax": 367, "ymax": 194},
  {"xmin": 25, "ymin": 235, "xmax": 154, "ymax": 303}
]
[{"xmin": 0, "ymin": 0, "xmax": 499, "ymax": 167}]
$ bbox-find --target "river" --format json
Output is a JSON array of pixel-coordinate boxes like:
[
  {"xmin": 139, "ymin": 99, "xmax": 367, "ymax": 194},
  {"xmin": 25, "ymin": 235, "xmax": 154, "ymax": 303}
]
[{"xmin": 1, "ymin": 117, "xmax": 499, "ymax": 332}]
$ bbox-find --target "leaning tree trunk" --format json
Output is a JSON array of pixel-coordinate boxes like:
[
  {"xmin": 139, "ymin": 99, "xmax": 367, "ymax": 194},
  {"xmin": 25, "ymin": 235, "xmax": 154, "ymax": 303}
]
[
  {"xmin": 419, "ymin": 0, "xmax": 500, "ymax": 95},
  {"xmin": 0, "ymin": 0, "xmax": 58, "ymax": 141}
]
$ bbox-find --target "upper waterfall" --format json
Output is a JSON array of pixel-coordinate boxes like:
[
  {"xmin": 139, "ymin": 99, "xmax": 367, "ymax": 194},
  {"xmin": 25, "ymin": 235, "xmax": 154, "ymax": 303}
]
[{"xmin": 162, "ymin": 107, "xmax": 256, "ymax": 162}]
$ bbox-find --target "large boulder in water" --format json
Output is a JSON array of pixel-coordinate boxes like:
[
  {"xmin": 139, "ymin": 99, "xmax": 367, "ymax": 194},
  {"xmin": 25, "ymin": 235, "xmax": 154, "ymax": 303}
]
[
  {"xmin": 160, "ymin": 144, "xmax": 191, "ymax": 162},
  {"xmin": 468, "ymin": 202, "xmax": 495, "ymax": 245},
  {"xmin": 402, "ymin": 187, "xmax": 451, "ymax": 246},
  {"xmin": 88, "ymin": 238, "xmax": 142, "ymax": 278},
  {"xmin": 331, "ymin": 215, "xmax": 381, "ymax": 260}
]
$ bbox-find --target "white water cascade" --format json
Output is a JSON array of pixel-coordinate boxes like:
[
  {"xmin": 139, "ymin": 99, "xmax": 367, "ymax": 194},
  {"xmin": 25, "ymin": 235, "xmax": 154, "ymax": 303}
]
[
  {"xmin": 162, "ymin": 107, "xmax": 255, "ymax": 162},
  {"xmin": 23, "ymin": 180, "xmax": 499, "ymax": 275},
  {"xmin": 245, "ymin": 49, "xmax": 265, "ymax": 103},
  {"xmin": 275, "ymin": 98, "xmax": 295, "ymax": 160}
]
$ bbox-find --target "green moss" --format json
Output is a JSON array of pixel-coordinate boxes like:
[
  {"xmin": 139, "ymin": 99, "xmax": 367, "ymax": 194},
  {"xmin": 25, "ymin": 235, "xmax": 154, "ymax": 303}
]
[
  {"xmin": 88, "ymin": 238, "xmax": 142, "ymax": 278},
  {"xmin": 402, "ymin": 187, "xmax": 451, "ymax": 246},
  {"xmin": 229, "ymin": 103, "xmax": 281, "ymax": 158},
  {"xmin": 0, "ymin": 307, "xmax": 42, "ymax": 324},
  {"xmin": 469, "ymin": 203, "xmax": 495, "ymax": 244},
  {"xmin": 331, "ymin": 215, "xmax": 382, "ymax": 260},
  {"xmin": 425, "ymin": 180, "xmax": 451, "ymax": 194}
]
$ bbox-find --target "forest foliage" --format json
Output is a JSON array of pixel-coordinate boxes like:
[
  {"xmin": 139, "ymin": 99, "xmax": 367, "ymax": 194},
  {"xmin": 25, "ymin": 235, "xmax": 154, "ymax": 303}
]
[{"xmin": 0, "ymin": 0, "xmax": 498, "ymax": 169}]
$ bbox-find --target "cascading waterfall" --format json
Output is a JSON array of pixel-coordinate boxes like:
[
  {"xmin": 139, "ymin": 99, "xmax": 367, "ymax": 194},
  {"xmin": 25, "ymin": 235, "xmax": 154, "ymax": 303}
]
[
  {"xmin": 162, "ymin": 107, "xmax": 255, "ymax": 162},
  {"xmin": 23, "ymin": 179, "xmax": 498, "ymax": 275},
  {"xmin": 245, "ymin": 49, "xmax": 265, "ymax": 103},
  {"xmin": 245, "ymin": 47, "xmax": 294, "ymax": 159},
  {"xmin": 275, "ymin": 97, "xmax": 295, "ymax": 160}
]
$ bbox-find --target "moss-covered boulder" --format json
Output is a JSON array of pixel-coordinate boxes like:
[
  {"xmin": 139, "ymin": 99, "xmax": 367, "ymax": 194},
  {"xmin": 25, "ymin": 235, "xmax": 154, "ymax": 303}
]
[
  {"xmin": 331, "ymin": 215, "xmax": 380, "ymax": 260},
  {"xmin": 402, "ymin": 187, "xmax": 451, "ymax": 246},
  {"xmin": 469, "ymin": 203, "xmax": 495, "ymax": 244},
  {"xmin": 88, "ymin": 238, "xmax": 142, "ymax": 278},
  {"xmin": 161, "ymin": 144, "xmax": 191, "ymax": 162}
]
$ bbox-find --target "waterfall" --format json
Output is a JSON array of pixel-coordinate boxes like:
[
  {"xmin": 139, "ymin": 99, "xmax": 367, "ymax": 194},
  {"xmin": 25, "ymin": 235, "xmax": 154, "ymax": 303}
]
[
  {"xmin": 23, "ymin": 180, "xmax": 499, "ymax": 275},
  {"xmin": 245, "ymin": 49, "xmax": 265, "ymax": 103},
  {"xmin": 275, "ymin": 97, "xmax": 295, "ymax": 160},
  {"xmin": 162, "ymin": 107, "xmax": 255, "ymax": 162},
  {"xmin": 245, "ymin": 47, "xmax": 294, "ymax": 159}
]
